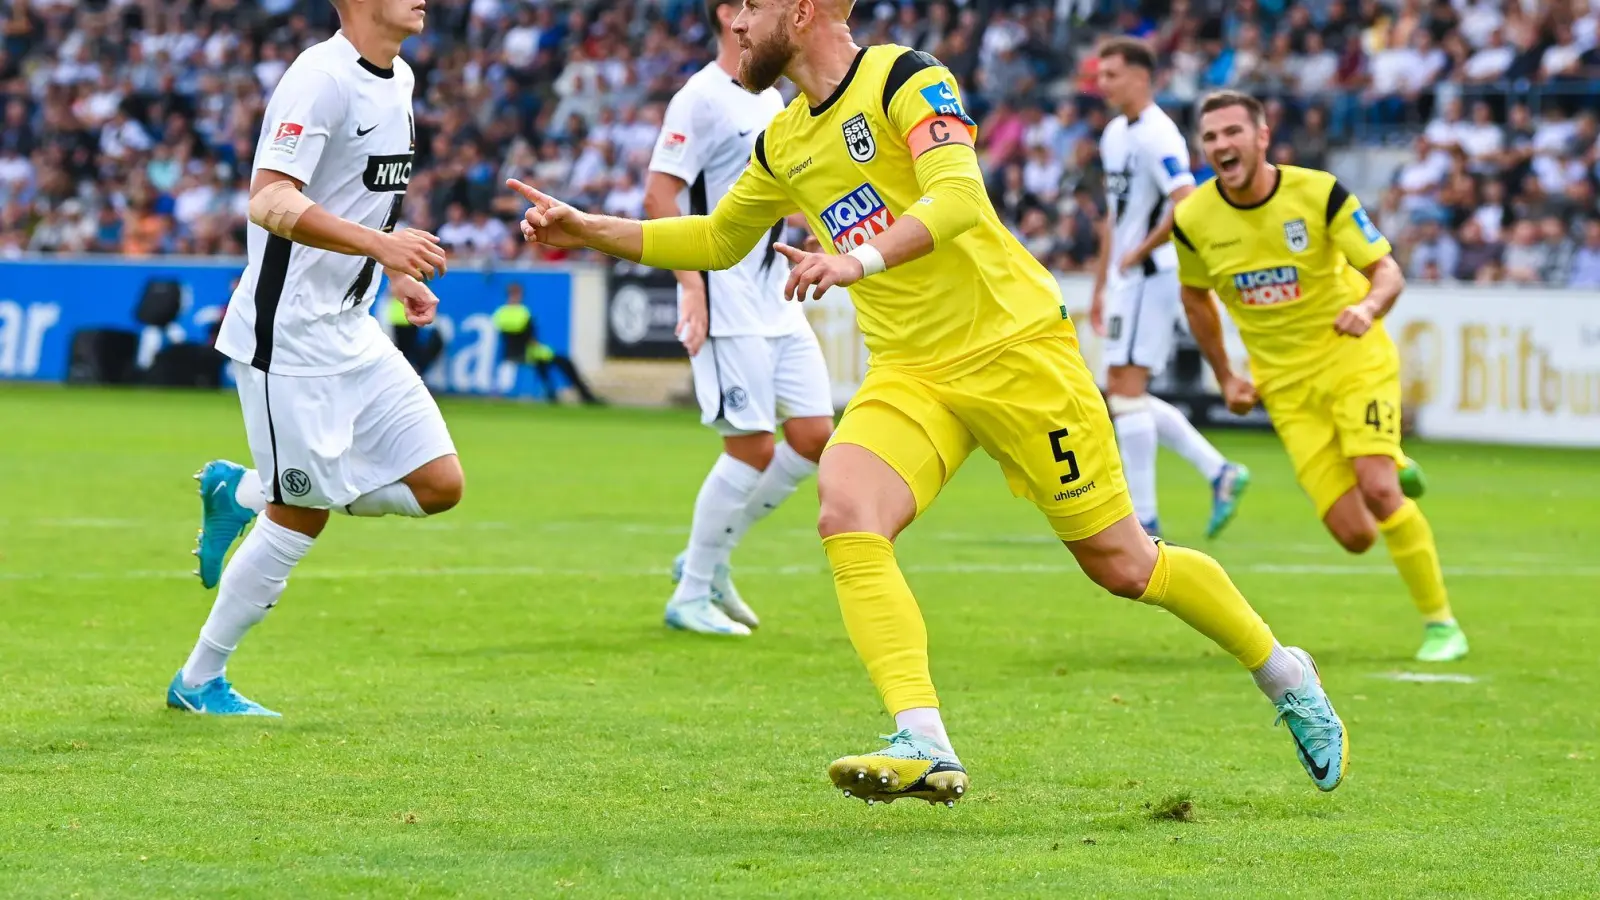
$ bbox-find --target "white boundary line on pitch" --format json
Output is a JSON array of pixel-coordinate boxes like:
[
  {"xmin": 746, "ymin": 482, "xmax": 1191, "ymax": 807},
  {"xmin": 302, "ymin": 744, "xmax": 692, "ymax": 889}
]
[{"xmin": 5, "ymin": 561, "xmax": 1600, "ymax": 583}]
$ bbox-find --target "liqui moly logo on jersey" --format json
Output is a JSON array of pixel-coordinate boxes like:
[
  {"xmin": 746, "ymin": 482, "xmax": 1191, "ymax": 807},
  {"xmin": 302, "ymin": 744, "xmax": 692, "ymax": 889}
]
[
  {"xmin": 821, "ymin": 183, "xmax": 895, "ymax": 253},
  {"xmin": 1233, "ymin": 266, "xmax": 1302, "ymax": 306}
]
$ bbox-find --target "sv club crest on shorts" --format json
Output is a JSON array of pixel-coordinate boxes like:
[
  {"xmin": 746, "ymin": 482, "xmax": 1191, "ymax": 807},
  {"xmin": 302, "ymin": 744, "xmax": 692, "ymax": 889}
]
[
  {"xmin": 280, "ymin": 468, "xmax": 312, "ymax": 498},
  {"xmin": 1284, "ymin": 218, "xmax": 1309, "ymax": 253},
  {"xmin": 723, "ymin": 386, "xmax": 749, "ymax": 413},
  {"xmin": 842, "ymin": 113, "xmax": 876, "ymax": 163}
]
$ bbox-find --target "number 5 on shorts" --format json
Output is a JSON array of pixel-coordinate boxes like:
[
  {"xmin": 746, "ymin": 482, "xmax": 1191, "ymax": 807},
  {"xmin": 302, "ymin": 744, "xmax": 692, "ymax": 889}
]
[{"xmin": 1049, "ymin": 428, "xmax": 1081, "ymax": 484}]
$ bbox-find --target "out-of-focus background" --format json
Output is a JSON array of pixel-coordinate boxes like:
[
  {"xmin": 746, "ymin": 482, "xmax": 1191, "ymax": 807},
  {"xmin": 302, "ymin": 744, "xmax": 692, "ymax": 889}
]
[{"xmin": 0, "ymin": 0, "xmax": 1596, "ymax": 448}]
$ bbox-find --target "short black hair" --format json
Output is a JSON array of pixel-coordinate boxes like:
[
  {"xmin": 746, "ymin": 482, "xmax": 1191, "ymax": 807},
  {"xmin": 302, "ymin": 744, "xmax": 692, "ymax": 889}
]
[
  {"xmin": 1098, "ymin": 37, "xmax": 1156, "ymax": 73},
  {"xmin": 1199, "ymin": 90, "xmax": 1267, "ymax": 126}
]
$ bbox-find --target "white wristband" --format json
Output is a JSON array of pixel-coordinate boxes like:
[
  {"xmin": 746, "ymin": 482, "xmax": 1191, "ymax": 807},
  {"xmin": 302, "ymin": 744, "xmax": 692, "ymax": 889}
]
[{"xmin": 847, "ymin": 244, "xmax": 886, "ymax": 278}]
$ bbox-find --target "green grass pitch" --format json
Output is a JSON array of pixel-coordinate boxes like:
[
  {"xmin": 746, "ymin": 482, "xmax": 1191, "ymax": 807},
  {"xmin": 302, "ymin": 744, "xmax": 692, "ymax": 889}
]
[{"xmin": 1, "ymin": 385, "xmax": 1597, "ymax": 898}]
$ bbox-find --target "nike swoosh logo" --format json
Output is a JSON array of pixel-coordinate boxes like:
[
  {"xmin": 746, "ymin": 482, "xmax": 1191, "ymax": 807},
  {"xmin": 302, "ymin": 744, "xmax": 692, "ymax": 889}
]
[
  {"xmin": 739, "ymin": 129, "xmax": 754, "ymax": 137},
  {"xmin": 356, "ymin": 124, "xmax": 378, "ymax": 136},
  {"xmin": 1291, "ymin": 729, "xmax": 1332, "ymax": 781}
]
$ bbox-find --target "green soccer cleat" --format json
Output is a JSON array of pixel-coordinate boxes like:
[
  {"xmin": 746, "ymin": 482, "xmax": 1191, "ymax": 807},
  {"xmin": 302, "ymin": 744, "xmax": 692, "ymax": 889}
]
[
  {"xmin": 1206, "ymin": 462, "xmax": 1251, "ymax": 539},
  {"xmin": 1273, "ymin": 648, "xmax": 1348, "ymax": 792},
  {"xmin": 1398, "ymin": 456, "xmax": 1427, "ymax": 499},
  {"xmin": 1415, "ymin": 621, "xmax": 1469, "ymax": 662},
  {"xmin": 828, "ymin": 730, "xmax": 968, "ymax": 807}
]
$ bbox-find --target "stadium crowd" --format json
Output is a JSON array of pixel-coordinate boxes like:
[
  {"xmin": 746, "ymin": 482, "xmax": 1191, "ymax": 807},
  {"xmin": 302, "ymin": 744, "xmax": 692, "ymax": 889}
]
[{"xmin": 1, "ymin": 0, "xmax": 1598, "ymax": 286}]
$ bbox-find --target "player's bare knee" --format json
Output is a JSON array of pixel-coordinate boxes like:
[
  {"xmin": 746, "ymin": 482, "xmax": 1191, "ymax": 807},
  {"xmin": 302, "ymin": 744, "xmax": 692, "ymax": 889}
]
[
  {"xmin": 725, "ymin": 433, "xmax": 776, "ymax": 471},
  {"xmin": 1357, "ymin": 477, "xmax": 1403, "ymax": 519},
  {"xmin": 1090, "ymin": 557, "xmax": 1151, "ymax": 599},
  {"xmin": 1332, "ymin": 525, "xmax": 1376, "ymax": 554},
  {"xmin": 408, "ymin": 456, "xmax": 464, "ymax": 514},
  {"xmin": 783, "ymin": 417, "xmax": 834, "ymax": 463},
  {"xmin": 1105, "ymin": 366, "xmax": 1150, "ymax": 399}
]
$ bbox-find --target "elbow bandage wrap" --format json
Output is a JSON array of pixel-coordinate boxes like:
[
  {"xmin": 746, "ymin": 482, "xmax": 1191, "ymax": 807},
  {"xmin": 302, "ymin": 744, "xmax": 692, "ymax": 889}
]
[{"xmin": 248, "ymin": 181, "xmax": 315, "ymax": 239}]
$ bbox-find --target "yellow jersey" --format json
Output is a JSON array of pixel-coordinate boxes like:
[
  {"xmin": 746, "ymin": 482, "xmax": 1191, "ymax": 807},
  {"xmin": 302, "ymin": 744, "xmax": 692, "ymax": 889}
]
[
  {"xmin": 1172, "ymin": 165, "xmax": 1395, "ymax": 394},
  {"xmin": 650, "ymin": 44, "xmax": 1068, "ymax": 381}
]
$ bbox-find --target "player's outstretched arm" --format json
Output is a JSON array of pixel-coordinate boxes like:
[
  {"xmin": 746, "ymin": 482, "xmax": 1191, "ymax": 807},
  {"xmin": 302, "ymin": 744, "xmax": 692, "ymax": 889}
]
[
  {"xmin": 1180, "ymin": 284, "xmax": 1257, "ymax": 414},
  {"xmin": 248, "ymin": 170, "xmax": 447, "ymax": 280},
  {"xmin": 509, "ymin": 169, "xmax": 789, "ymax": 272}
]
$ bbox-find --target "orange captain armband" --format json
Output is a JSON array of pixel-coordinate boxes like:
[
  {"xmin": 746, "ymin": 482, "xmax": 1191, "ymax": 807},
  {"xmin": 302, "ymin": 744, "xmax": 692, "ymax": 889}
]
[{"xmin": 906, "ymin": 115, "xmax": 976, "ymax": 159}]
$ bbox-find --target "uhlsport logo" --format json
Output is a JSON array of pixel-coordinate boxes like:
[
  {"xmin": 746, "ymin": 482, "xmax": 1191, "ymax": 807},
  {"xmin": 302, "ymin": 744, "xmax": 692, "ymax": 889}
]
[
  {"xmin": 1233, "ymin": 266, "xmax": 1302, "ymax": 306},
  {"xmin": 821, "ymin": 183, "xmax": 895, "ymax": 253}
]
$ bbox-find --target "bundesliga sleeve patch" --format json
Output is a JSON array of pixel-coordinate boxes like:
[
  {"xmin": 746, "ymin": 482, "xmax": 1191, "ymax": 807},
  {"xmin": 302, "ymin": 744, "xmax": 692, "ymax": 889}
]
[
  {"xmin": 1353, "ymin": 207, "xmax": 1383, "ymax": 243},
  {"xmin": 917, "ymin": 81, "xmax": 976, "ymax": 127},
  {"xmin": 656, "ymin": 131, "xmax": 688, "ymax": 162},
  {"xmin": 269, "ymin": 122, "xmax": 303, "ymax": 155},
  {"xmin": 1162, "ymin": 156, "xmax": 1185, "ymax": 178}
]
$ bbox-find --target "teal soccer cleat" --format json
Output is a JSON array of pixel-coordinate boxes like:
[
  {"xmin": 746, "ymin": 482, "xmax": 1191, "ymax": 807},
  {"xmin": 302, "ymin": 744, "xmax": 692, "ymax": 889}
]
[
  {"xmin": 166, "ymin": 673, "xmax": 280, "ymax": 717},
  {"xmin": 828, "ymin": 730, "xmax": 969, "ymax": 806},
  {"xmin": 192, "ymin": 460, "xmax": 256, "ymax": 589},
  {"xmin": 1206, "ymin": 462, "xmax": 1251, "ymax": 539},
  {"xmin": 1273, "ymin": 647, "xmax": 1348, "ymax": 792}
]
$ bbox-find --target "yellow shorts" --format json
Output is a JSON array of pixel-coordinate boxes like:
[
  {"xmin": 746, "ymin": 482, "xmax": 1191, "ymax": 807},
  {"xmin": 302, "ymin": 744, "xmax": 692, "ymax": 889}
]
[
  {"xmin": 830, "ymin": 336, "xmax": 1131, "ymax": 542},
  {"xmin": 1263, "ymin": 348, "xmax": 1407, "ymax": 517}
]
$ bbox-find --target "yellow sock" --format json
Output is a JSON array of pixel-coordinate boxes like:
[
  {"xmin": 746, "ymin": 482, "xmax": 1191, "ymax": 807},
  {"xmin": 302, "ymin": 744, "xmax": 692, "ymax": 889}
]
[
  {"xmin": 1138, "ymin": 543, "xmax": 1275, "ymax": 670},
  {"xmin": 822, "ymin": 532, "xmax": 938, "ymax": 715},
  {"xmin": 1378, "ymin": 499, "xmax": 1453, "ymax": 623}
]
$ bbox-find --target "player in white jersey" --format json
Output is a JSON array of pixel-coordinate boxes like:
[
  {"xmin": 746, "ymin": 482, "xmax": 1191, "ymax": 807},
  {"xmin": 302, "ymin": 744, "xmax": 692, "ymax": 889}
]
[
  {"xmin": 167, "ymin": 0, "xmax": 462, "ymax": 717},
  {"xmin": 641, "ymin": 0, "xmax": 835, "ymax": 636},
  {"xmin": 1090, "ymin": 38, "xmax": 1247, "ymax": 540}
]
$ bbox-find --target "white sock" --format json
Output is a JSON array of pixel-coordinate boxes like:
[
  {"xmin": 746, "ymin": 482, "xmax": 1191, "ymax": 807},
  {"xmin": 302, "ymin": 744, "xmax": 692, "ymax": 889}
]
[
  {"xmin": 235, "ymin": 468, "xmax": 267, "ymax": 512},
  {"xmin": 335, "ymin": 482, "xmax": 425, "ymax": 517},
  {"xmin": 1147, "ymin": 395, "xmax": 1227, "ymax": 482},
  {"xmin": 725, "ymin": 442, "xmax": 818, "ymax": 550},
  {"xmin": 1250, "ymin": 642, "xmax": 1307, "ymax": 702},
  {"xmin": 180, "ymin": 516, "xmax": 315, "ymax": 688},
  {"xmin": 1109, "ymin": 395, "xmax": 1160, "ymax": 525},
  {"xmin": 673, "ymin": 454, "xmax": 761, "ymax": 602},
  {"xmin": 895, "ymin": 707, "xmax": 955, "ymax": 755}
]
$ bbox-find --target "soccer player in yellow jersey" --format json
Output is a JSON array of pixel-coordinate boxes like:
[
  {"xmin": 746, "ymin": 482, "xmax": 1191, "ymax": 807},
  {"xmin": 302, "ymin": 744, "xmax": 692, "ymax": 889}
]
[
  {"xmin": 509, "ymin": 1, "xmax": 1349, "ymax": 799},
  {"xmin": 1173, "ymin": 90, "xmax": 1469, "ymax": 664}
]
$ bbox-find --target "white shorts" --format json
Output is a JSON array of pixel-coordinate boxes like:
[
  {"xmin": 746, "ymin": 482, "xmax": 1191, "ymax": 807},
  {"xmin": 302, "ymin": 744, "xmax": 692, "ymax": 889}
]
[
  {"xmin": 233, "ymin": 349, "xmax": 457, "ymax": 509},
  {"xmin": 1104, "ymin": 271, "xmax": 1182, "ymax": 375},
  {"xmin": 691, "ymin": 330, "xmax": 835, "ymax": 435}
]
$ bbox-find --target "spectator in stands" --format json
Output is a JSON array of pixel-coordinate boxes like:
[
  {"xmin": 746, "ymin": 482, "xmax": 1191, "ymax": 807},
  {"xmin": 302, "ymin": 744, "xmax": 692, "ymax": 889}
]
[
  {"xmin": 1568, "ymin": 220, "xmax": 1600, "ymax": 288},
  {"xmin": 1408, "ymin": 215, "xmax": 1460, "ymax": 282},
  {"xmin": 1453, "ymin": 218, "xmax": 1502, "ymax": 282},
  {"xmin": 1502, "ymin": 220, "xmax": 1551, "ymax": 284}
]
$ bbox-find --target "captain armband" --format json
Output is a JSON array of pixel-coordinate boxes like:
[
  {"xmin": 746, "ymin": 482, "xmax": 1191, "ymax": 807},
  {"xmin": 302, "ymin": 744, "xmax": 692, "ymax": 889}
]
[{"xmin": 248, "ymin": 180, "xmax": 315, "ymax": 239}]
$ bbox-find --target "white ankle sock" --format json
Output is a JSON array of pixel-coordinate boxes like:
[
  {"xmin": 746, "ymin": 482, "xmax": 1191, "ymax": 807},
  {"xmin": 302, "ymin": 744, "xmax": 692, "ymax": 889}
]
[
  {"xmin": 895, "ymin": 707, "xmax": 954, "ymax": 754},
  {"xmin": 1147, "ymin": 395, "xmax": 1227, "ymax": 482},
  {"xmin": 673, "ymin": 454, "xmax": 761, "ymax": 602},
  {"xmin": 1110, "ymin": 396, "xmax": 1160, "ymax": 524},
  {"xmin": 726, "ymin": 442, "xmax": 817, "ymax": 548},
  {"xmin": 180, "ymin": 516, "xmax": 315, "ymax": 688},
  {"xmin": 335, "ymin": 482, "xmax": 425, "ymax": 517},
  {"xmin": 1250, "ymin": 642, "xmax": 1307, "ymax": 702},
  {"xmin": 235, "ymin": 469, "xmax": 267, "ymax": 512}
]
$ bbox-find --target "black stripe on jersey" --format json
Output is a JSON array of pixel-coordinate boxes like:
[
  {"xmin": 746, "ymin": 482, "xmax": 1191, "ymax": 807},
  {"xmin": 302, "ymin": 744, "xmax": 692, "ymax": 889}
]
[
  {"xmin": 264, "ymin": 375, "xmax": 283, "ymax": 504},
  {"xmin": 345, "ymin": 195, "xmax": 405, "ymax": 308},
  {"xmin": 690, "ymin": 171, "xmax": 712, "ymax": 323},
  {"xmin": 1325, "ymin": 180, "xmax": 1352, "ymax": 225},
  {"xmin": 760, "ymin": 221, "xmax": 782, "ymax": 273},
  {"xmin": 810, "ymin": 47, "xmax": 867, "ymax": 117},
  {"xmin": 1171, "ymin": 222, "xmax": 1195, "ymax": 252},
  {"xmin": 753, "ymin": 131, "xmax": 774, "ymax": 178},
  {"xmin": 1143, "ymin": 198, "xmax": 1164, "ymax": 277},
  {"xmin": 251, "ymin": 234, "xmax": 293, "ymax": 371},
  {"xmin": 881, "ymin": 49, "xmax": 941, "ymax": 114}
]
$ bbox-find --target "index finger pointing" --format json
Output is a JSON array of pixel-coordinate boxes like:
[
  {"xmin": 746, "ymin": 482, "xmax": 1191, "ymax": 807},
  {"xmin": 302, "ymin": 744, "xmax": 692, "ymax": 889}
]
[
  {"xmin": 506, "ymin": 178, "xmax": 552, "ymax": 208},
  {"xmin": 773, "ymin": 242, "xmax": 806, "ymax": 262}
]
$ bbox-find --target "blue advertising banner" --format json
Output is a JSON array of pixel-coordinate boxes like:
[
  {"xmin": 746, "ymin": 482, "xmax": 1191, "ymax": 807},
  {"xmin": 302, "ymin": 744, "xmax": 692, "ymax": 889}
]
[{"xmin": 0, "ymin": 257, "xmax": 575, "ymax": 397}]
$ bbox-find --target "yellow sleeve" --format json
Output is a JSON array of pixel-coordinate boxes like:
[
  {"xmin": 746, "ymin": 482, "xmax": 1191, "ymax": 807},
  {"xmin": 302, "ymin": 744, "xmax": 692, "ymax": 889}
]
[
  {"xmin": 882, "ymin": 51, "xmax": 985, "ymax": 247},
  {"xmin": 1171, "ymin": 217, "xmax": 1211, "ymax": 288},
  {"xmin": 639, "ymin": 135, "xmax": 796, "ymax": 271},
  {"xmin": 1324, "ymin": 180, "xmax": 1391, "ymax": 271}
]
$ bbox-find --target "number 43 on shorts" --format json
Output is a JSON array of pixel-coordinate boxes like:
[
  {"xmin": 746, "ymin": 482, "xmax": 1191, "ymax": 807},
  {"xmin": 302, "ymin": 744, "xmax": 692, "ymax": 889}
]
[{"xmin": 1364, "ymin": 399, "xmax": 1398, "ymax": 435}]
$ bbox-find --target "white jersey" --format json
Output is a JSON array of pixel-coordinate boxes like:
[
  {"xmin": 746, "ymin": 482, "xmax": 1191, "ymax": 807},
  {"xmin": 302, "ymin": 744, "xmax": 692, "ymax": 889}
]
[
  {"xmin": 648, "ymin": 61, "xmax": 806, "ymax": 338},
  {"xmin": 1099, "ymin": 105, "xmax": 1194, "ymax": 283},
  {"xmin": 217, "ymin": 32, "xmax": 416, "ymax": 376}
]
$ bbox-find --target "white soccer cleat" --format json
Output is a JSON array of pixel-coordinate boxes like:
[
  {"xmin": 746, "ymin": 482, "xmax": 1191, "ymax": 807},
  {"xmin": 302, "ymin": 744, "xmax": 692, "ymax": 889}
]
[
  {"xmin": 664, "ymin": 596, "xmax": 752, "ymax": 636},
  {"xmin": 672, "ymin": 553, "xmax": 761, "ymax": 630}
]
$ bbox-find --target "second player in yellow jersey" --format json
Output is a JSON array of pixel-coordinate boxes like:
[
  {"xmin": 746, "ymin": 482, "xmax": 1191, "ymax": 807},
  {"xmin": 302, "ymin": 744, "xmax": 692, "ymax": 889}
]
[
  {"xmin": 1174, "ymin": 90, "xmax": 1469, "ymax": 663},
  {"xmin": 508, "ymin": 10, "xmax": 1350, "ymax": 802}
]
